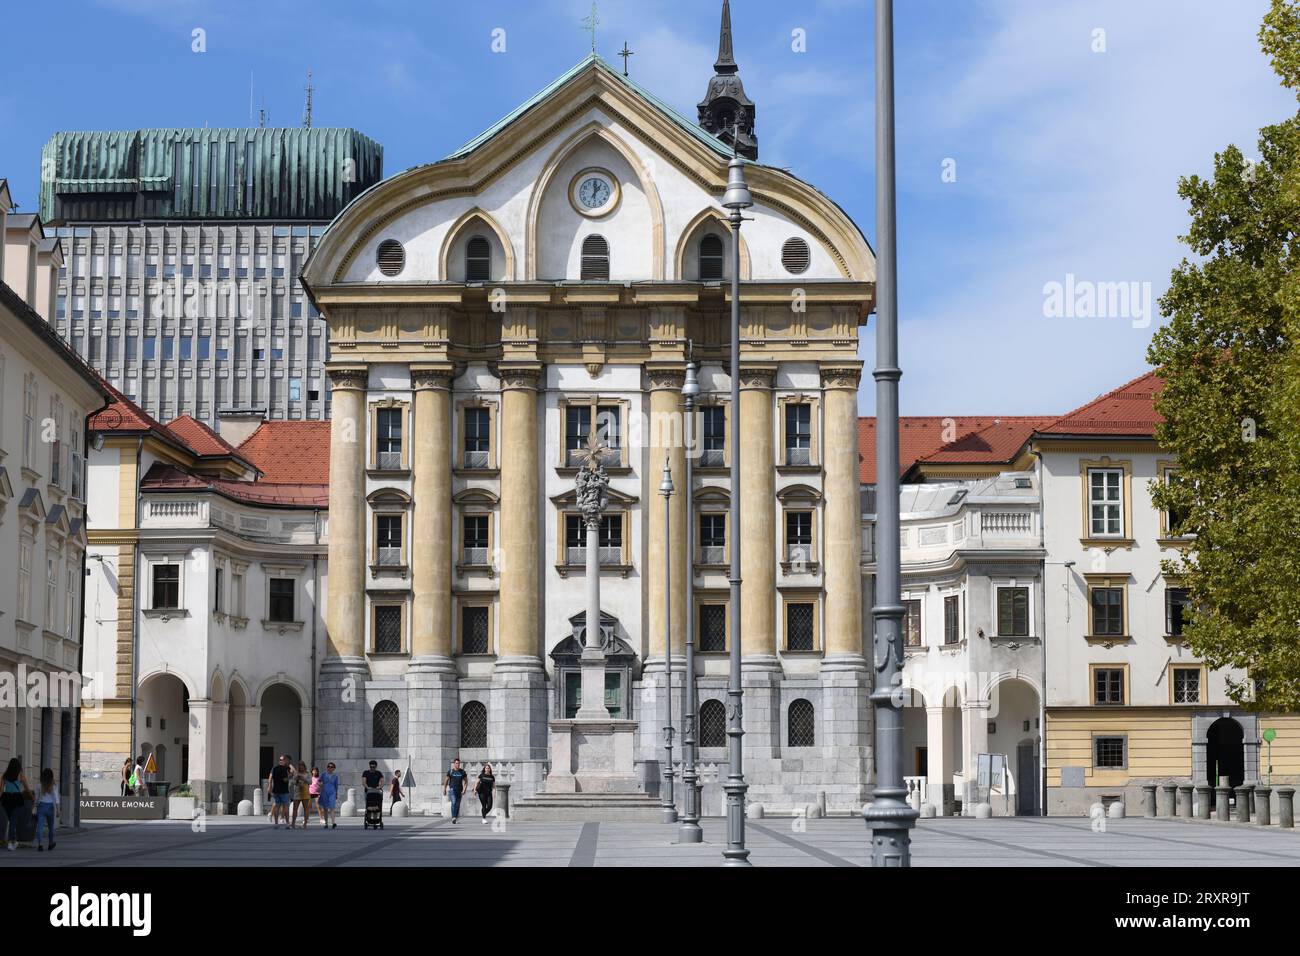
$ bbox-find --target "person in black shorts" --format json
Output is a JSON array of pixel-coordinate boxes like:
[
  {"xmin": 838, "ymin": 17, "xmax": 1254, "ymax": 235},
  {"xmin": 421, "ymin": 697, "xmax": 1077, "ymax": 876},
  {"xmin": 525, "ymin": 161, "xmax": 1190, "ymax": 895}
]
[{"xmin": 267, "ymin": 754, "xmax": 293, "ymax": 828}]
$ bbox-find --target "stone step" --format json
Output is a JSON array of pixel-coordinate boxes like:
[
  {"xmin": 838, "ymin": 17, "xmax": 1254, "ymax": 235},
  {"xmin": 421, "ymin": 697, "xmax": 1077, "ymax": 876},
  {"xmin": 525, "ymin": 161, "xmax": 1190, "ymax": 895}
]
[{"xmin": 510, "ymin": 792, "xmax": 666, "ymax": 821}]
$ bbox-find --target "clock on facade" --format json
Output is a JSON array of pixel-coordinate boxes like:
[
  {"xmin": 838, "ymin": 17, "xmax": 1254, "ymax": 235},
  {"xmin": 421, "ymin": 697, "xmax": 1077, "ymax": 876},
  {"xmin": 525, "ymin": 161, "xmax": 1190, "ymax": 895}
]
[{"xmin": 568, "ymin": 168, "xmax": 620, "ymax": 217}]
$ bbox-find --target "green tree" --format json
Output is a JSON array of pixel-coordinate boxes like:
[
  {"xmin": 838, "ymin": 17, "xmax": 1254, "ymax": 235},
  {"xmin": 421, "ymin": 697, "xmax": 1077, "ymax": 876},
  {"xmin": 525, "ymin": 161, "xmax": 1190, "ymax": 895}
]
[{"xmin": 1148, "ymin": 0, "xmax": 1300, "ymax": 711}]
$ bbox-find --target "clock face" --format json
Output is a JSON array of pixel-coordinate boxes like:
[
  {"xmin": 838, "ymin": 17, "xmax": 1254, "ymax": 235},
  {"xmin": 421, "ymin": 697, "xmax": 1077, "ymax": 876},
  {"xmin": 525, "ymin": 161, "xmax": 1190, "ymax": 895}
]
[{"xmin": 578, "ymin": 176, "xmax": 612, "ymax": 209}]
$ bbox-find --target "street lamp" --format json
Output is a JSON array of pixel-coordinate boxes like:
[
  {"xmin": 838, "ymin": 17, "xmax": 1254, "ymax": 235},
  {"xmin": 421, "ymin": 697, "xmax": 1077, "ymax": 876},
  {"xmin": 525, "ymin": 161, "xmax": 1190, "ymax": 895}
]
[
  {"xmin": 863, "ymin": 0, "xmax": 918, "ymax": 866},
  {"xmin": 678, "ymin": 361, "xmax": 704, "ymax": 843},
  {"xmin": 659, "ymin": 456, "xmax": 677, "ymax": 824},
  {"xmin": 721, "ymin": 143, "xmax": 753, "ymax": 866}
]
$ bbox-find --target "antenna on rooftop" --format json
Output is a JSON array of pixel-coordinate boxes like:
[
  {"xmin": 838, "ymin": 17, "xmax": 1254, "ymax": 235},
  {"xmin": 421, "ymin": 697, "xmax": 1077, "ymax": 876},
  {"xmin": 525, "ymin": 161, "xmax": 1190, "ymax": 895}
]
[{"xmin": 302, "ymin": 68, "xmax": 315, "ymax": 129}]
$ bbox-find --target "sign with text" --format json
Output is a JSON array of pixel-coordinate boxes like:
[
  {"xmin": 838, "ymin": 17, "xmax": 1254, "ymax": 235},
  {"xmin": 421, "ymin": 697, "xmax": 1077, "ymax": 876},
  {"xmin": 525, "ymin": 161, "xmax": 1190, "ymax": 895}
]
[{"xmin": 80, "ymin": 795, "xmax": 167, "ymax": 820}]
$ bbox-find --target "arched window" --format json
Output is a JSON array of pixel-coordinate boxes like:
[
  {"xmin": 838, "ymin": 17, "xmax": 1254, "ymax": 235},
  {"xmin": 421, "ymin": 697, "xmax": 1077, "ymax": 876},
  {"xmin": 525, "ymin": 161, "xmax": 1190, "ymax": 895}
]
[
  {"xmin": 698, "ymin": 234, "xmax": 725, "ymax": 281},
  {"xmin": 580, "ymin": 234, "xmax": 610, "ymax": 281},
  {"xmin": 373, "ymin": 700, "xmax": 400, "ymax": 749},
  {"xmin": 699, "ymin": 699, "xmax": 727, "ymax": 748},
  {"xmin": 460, "ymin": 700, "xmax": 487, "ymax": 749},
  {"xmin": 465, "ymin": 236, "xmax": 491, "ymax": 282},
  {"xmin": 787, "ymin": 698, "xmax": 815, "ymax": 747}
]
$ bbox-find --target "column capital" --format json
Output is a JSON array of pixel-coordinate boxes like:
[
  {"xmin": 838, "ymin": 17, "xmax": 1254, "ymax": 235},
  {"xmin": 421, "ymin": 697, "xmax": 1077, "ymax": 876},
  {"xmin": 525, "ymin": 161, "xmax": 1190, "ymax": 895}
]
[
  {"xmin": 498, "ymin": 363, "xmax": 544, "ymax": 391},
  {"xmin": 411, "ymin": 364, "xmax": 456, "ymax": 391},
  {"xmin": 645, "ymin": 364, "xmax": 686, "ymax": 392},
  {"xmin": 326, "ymin": 364, "xmax": 368, "ymax": 391},
  {"xmin": 739, "ymin": 365, "xmax": 778, "ymax": 390},
  {"xmin": 820, "ymin": 364, "xmax": 863, "ymax": 391}
]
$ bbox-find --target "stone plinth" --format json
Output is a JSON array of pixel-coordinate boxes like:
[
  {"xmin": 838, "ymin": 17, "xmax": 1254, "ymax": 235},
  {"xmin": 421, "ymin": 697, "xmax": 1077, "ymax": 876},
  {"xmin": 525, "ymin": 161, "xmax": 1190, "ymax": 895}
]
[{"xmin": 543, "ymin": 719, "xmax": 644, "ymax": 794}]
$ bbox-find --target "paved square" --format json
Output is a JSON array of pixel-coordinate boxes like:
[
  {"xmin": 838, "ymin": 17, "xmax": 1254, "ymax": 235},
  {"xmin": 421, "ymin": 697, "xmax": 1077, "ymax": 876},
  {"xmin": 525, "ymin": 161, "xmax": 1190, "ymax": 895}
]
[{"xmin": 4, "ymin": 815, "xmax": 1299, "ymax": 867}]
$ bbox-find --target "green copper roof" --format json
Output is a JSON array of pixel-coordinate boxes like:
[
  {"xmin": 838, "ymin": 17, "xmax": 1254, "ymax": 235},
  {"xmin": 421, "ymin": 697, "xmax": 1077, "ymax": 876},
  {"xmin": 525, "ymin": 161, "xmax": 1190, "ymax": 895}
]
[
  {"xmin": 447, "ymin": 54, "xmax": 734, "ymax": 160},
  {"xmin": 39, "ymin": 127, "xmax": 383, "ymax": 223}
]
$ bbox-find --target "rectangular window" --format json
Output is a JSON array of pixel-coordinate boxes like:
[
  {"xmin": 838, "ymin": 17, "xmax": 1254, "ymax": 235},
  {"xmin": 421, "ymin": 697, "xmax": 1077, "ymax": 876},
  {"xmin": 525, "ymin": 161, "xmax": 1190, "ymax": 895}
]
[
  {"xmin": 1094, "ymin": 736, "xmax": 1126, "ymax": 769},
  {"xmin": 565, "ymin": 514, "xmax": 622, "ymax": 564},
  {"xmin": 214, "ymin": 567, "xmax": 224, "ymax": 613},
  {"xmin": 376, "ymin": 407, "xmax": 403, "ymax": 469},
  {"xmin": 152, "ymin": 564, "xmax": 180, "ymax": 610},
  {"xmin": 786, "ymin": 602, "xmax": 815, "ymax": 651},
  {"xmin": 1093, "ymin": 668, "xmax": 1124, "ymax": 705},
  {"xmin": 784, "ymin": 511, "xmax": 812, "ymax": 563},
  {"xmin": 289, "ymin": 378, "xmax": 301, "ymax": 402},
  {"xmin": 231, "ymin": 571, "xmax": 245, "ymax": 617},
  {"xmin": 161, "ymin": 336, "xmax": 175, "ymax": 361},
  {"xmin": 376, "ymin": 515, "xmax": 403, "ymax": 566},
  {"xmin": 1172, "ymin": 667, "xmax": 1201, "ymax": 704},
  {"xmin": 1166, "ymin": 587, "xmax": 1191, "ymax": 637},
  {"xmin": 701, "ymin": 406, "xmax": 726, "ymax": 467},
  {"xmin": 1090, "ymin": 587, "xmax": 1125, "ymax": 636},
  {"xmin": 943, "ymin": 594, "xmax": 960, "ymax": 645},
  {"xmin": 565, "ymin": 402, "xmax": 622, "ymax": 466},
  {"xmin": 1088, "ymin": 468, "xmax": 1124, "ymax": 537},
  {"xmin": 785, "ymin": 403, "xmax": 812, "ymax": 465},
  {"xmin": 179, "ymin": 338, "xmax": 192, "ymax": 360},
  {"xmin": 565, "ymin": 405, "xmax": 591, "ymax": 464},
  {"xmin": 699, "ymin": 604, "xmax": 727, "ymax": 653},
  {"xmin": 463, "ymin": 515, "xmax": 489, "ymax": 564},
  {"xmin": 996, "ymin": 586, "xmax": 1029, "ymax": 637},
  {"xmin": 699, "ymin": 514, "xmax": 726, "ymax": 565},
  {"xmin": 903, "ymin": 598, "xmax": 922, "ymax": 647},
  {"xmin": 461, "ymin": 605, "xmax": 490, "ymax": 655},
  {"xmin": 464, "ymin": 407, "xmax": 490, "ymax": 468},
  {"xmin": 374, "ymin": 605, "xmax": 403, "ymax": 655},
  {"xmin": 198, "ymin": 336, "xmax": 211, "ymax": 360},
  {"xmin": 268, "ymin": 578, "xmax": 295, "ymax": 622}
]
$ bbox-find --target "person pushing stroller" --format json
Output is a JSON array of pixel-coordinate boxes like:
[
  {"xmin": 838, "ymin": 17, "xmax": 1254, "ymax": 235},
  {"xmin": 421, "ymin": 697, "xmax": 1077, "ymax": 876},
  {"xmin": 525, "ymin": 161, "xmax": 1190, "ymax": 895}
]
[{"xmin": 362, "ymin": 760, "xmax": 385, "ymax": 830}]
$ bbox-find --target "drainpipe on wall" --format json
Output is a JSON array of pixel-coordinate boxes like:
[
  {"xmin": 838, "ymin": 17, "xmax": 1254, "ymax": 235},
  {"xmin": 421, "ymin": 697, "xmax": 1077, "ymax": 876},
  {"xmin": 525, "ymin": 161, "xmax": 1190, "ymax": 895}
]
[{"xmin": 1032, "ymin": 446, "xmax": 1048, "ymax": 816}]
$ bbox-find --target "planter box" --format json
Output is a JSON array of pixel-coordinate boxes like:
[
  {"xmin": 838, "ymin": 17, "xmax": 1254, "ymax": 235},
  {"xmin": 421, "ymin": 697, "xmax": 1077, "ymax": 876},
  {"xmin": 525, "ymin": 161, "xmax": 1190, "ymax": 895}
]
[{"xmin": 167, "ymin": 796, "xmax": 197, "ymax": 820}]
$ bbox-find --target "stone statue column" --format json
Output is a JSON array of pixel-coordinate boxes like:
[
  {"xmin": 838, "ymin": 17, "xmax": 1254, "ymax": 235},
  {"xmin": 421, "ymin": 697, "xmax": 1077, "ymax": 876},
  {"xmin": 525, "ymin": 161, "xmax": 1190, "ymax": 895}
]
[
  {"xmin": 739, "ymin": 366, "xmax": 778, "ymax": 664},
  {"xmin": 410, "ymin": 365, "xmax": 455, "ymax": 663},
  {"xmin": 646, "ymin": 366, "xmax": 687, "ymax": 662},
  {"xmin": 575, "ymin": 435, "xmax": 612, "ymax": 719},
  {"xmin": 821, "ymin": 365, "xmax": 865, "ymax": 661},
  {"xmin": 321, "ymin": 364, "xmax": 371, "ymax": 770}
]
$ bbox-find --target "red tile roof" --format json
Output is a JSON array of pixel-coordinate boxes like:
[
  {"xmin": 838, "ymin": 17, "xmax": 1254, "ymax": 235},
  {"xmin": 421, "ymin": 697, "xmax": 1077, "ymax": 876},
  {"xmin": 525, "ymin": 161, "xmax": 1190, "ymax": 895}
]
[
  {"xmin": 88, "ymin": 379, "xmax": 195, "ymax": 454},
  {"xmin": 1035, "ymin": 370, "xmax": 1164, "ymax": 437},
  {"xmin": 166, "ymin": 414, "xmax": 244, "ymax": 459},
  {"xmin": 914, "ymin": 417, "xmax": 1056, "ymax": 467},
  {"xmin": 140, "ymin": 463, "xmax": 329, "ymax": 508},
  {"xmin": 237, "ymin": 420, "xmax": 331, "ymax": 484},
  {"xmin": 858, "ymin": 416, "xmax": 1042, "ymax": 483}
]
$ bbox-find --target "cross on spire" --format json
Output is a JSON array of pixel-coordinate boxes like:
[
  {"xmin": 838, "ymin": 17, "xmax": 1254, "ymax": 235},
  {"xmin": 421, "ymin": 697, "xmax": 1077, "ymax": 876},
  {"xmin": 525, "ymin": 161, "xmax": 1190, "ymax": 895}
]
[
  {"xmin": 581, "ymin": 2, "xmax": 599, "ymax": 53},
  {"xmin": 618, "ymin": 41, "xmax": 634, "ymax": 76}
]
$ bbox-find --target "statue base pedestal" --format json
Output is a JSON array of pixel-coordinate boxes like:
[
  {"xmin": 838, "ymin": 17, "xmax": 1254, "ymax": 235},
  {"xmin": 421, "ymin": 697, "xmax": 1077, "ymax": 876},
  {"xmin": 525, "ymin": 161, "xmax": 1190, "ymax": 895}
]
[{"xmin": 512, "ymin": 719, "xmax": 662, "ymax": 820}]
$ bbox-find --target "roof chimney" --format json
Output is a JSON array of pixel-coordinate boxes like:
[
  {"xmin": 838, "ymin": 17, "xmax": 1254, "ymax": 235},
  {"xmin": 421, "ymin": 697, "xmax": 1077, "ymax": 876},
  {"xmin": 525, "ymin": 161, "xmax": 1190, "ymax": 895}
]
[
  {"xmin": 216, "ymin": 407, "xmax": 267, "ymax": 448},
  {"xmin": 3, "ymin": 211, "xmax": 44, "ymax": 309}
]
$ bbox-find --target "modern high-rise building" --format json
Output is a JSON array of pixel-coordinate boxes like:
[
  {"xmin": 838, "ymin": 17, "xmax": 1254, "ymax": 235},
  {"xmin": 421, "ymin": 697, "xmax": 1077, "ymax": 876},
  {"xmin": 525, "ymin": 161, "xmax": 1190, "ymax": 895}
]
[{"xmin": 39, "ymin": 127, "xmax": 383, "ymax": 426}]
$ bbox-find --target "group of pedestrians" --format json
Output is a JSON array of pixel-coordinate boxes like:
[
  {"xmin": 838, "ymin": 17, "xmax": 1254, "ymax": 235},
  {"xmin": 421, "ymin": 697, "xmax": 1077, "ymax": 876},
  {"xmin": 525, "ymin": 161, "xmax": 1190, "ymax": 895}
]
[
  {"xmin": 119, "ymin": 755, "xmax": 150, "ymax": 796},
  {"xmin": 442, "ymin": 757, "xmax": 496, "ymax": 824},
  {"xmin": 2, "ymin": 757, "xmax": 60, "ymax": 852},
  {"xmin": 266, "ymin": 755, "xmax": 339, "ymax": 829}
]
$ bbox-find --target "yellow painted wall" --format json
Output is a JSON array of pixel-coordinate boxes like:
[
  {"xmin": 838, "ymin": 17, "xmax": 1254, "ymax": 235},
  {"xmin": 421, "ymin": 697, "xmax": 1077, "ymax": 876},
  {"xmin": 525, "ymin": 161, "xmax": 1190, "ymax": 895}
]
[
  {"xmin": 1258, "ymin": 715, "xmax": 1300, "ymax": 775},
  {"xmin": 80, "ymin": 699, "xmax": 132, "ymax": 753},
  {"xmin": 1047, "ymin": 709, "xmax": 1192, "ymax": 786}
]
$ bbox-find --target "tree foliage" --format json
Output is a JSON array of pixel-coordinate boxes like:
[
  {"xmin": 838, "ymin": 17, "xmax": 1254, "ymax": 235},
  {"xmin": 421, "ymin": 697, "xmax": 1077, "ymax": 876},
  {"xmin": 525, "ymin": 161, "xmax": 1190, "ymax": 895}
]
[{"xmin": 1147, "ymin": 0, "xmax": 1300, "ymax": 711}]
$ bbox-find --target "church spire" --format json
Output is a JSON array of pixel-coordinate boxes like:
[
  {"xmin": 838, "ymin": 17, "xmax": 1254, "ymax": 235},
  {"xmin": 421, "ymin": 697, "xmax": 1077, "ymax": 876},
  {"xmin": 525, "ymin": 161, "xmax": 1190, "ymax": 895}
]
[
  {"xmin": 698, "ymin": 0, "xmax": 758, "ymax": 159},
  {"xmin": 715, "ymin": 0, "xmax": 737, "ymax": 74}
]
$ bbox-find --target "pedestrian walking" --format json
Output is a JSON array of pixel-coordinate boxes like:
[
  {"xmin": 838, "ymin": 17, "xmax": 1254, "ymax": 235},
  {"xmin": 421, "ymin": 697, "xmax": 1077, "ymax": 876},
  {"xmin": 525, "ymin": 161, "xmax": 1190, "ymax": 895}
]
[
  {"xmin": 1, "ymin": 758, "xmax": 30, "ymax": 851},
  {"xmin": 35, "ymin": 768, "xmax": 59, "ymax": 852},
  {"xmin": 267, "ymin": 754, "xmax": 292, "ymax": 828},
  {"xmin": 132, "ymin": 755, "xmax": 148, "ymax": 796},
  {"xmin": 443, "ymin": 757, "xmax": 468, "ymax": 824},
  {"xmin": 317, "ymin": 762, "xmax": 339, "ymax": 829},
  {"xmin": 389, "ymin": 769, "xmax": 403, "ymax": 815},
  {"xmin": 476, "ymin": 763, "xmax": 496, "ymax": 824},
  {"xmin": 120, "ymin": 758, "xmax": 132, "ymax": 797},
  {"xmin": 291, "ymin": 760, "xmax": 311, "ymax": 829}
]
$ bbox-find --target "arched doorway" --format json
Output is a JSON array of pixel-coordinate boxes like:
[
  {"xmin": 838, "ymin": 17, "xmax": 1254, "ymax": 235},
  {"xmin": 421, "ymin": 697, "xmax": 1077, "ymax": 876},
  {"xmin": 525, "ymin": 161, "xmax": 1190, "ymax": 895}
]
[
  {"xmin": 988, "ymin": 678, "xmax": 1042, "ymax": 816},
  {"xmin": 1206, "ymin": 717, "xmax": 1244, "ymax": 807},
  {"xmin": 137, "ymin": 673, "xmax": 190, "ymax": 788},
  {"xmin": 260, "ymin": 683, "xmax": 304, "ymax": 780}
]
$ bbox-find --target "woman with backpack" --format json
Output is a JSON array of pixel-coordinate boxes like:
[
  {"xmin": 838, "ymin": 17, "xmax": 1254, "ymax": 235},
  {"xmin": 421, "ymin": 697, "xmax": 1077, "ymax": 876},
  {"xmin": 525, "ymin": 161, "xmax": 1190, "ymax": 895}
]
[{"xmin": 1, "ymin": 758, "xmax": 31, "ymax": 851}]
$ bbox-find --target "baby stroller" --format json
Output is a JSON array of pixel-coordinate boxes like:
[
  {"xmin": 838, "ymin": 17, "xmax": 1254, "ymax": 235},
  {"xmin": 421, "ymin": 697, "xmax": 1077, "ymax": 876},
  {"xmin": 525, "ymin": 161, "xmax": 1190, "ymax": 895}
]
[{"xmin": 363, "ymin": 788, "xmax": 384, "ymax": 830}]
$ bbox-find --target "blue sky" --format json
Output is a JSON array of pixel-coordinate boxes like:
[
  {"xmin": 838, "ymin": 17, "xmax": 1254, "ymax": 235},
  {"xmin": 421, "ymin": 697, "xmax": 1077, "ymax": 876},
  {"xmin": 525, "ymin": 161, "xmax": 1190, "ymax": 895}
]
[{"xmin": 0, "ymin": 0, "xmax": 1292, "ymax": 416}]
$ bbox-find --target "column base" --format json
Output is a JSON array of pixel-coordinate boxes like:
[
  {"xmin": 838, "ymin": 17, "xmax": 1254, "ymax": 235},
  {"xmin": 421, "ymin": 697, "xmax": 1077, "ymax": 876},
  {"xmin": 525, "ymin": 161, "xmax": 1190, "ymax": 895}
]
[{"xmin": 489, "ymin": 660, "xmax": 549, "ymax": 783}]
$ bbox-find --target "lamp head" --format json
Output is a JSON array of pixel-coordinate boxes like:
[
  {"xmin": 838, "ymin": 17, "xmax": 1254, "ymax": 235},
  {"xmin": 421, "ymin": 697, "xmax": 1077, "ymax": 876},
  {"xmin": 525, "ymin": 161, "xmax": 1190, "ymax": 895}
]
[
  {"xmin": 659, "ymin": 457, "xmax": 674, "ymax": 496},
  {"xmin": 721, "ymin": 155, "xmax": 753, "ymax": 211},
  {"xmin": 682, "ymin": 361, "xmax": 700, "ymax": 400}
]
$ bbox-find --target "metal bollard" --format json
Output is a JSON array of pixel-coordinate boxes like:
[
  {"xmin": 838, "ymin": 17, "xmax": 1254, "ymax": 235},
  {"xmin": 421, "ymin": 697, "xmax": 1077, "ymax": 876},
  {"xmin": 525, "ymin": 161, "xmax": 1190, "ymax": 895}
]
[
  {"xmin": 1177, "ymin": 784, "xmax": 1193, "ymax": 819},
  {"xmin": 497, "ymin": 781, "xmax": 511, "ymax": 819},
  {"xmin": 1277, "ymin": 787, "xmax": 1295, "ymax": 828},
  {"xmin": 1141, "ymin": 785, "xmax": 1157, "ymax": 818},
  {"xmin": 1234, "ymin": 785, "xmax": 1253, "ymax": 823},
  {"xmin": 1253, "ymin": 786, "xmax": 1271, "ymax": 826}
]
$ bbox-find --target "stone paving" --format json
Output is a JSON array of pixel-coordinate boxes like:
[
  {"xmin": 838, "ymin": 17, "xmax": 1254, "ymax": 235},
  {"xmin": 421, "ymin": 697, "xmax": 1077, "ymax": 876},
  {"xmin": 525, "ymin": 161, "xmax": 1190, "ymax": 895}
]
[{"xmin": 4, "ymin": 814, "xmax": 1300, "ymax": 867}]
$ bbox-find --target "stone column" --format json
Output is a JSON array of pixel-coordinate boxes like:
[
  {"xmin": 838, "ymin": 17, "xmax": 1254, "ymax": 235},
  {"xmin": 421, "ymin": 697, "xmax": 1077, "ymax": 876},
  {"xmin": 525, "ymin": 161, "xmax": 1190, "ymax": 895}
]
[
  {"xmin": 739, "ymin": 366, "xmax": 777, "ymax": 665},
  {"xmin": 1216, "ymin": 784, "xmax": 1232, "ymax": 821},
  {"xmin": 1195, "ymin": 784, "xmax": 1212, "ymax": 819},
  {"xmin": 186, "ymin": 698, "xmax": 214, "ymax": 807},
  {"xmin": 926, "ymin": 705, "xmax": 955, "ymax": 815},
  {"xmin": 1177, "ymin": 783, "xmax": 1193, "ymax": 818},
  {"xmin": 1160, "ymin": 783, "xmax": 1177, "ymax": 817},
  {"xmin": 321, "ymin": 365, "xmax": 371, "ymax": 769},
  {"xmin": 407, "ymin": 365, "xmax": 460, "ymax": 789},
  {"xmin": 491, "ymin": 365, "xmax": 548, "ymax": 784},
  {"xmin": 646, "ymin": 366, "xmax": 687, "ymax": 662},
  {"xmin": 1141, "ymin": 784, "xmax": 1157, "ymax": 818},
  {"xmin": 1276, "ymin": 786, "xmax": 1294, "ymax": 827},
  {"xmin": 240, "ymin": 705, "xmax": 261, "ymax": 795},
  {"xmin": 816, "ymin": 365, "xmax": 872, "ymax": 810},
  {"xmin": 1234, "ymin": 784, "xmax": 1253, "ymax": 823},
  {"xmin": 962, "ymin": 700, "xmax": 990, "ymax": 813}
]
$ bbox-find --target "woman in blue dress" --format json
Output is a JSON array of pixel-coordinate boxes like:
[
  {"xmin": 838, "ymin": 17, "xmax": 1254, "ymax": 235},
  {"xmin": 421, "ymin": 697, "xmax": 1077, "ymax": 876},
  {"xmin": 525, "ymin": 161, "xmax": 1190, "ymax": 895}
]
[{"xmin": 317, "ymin": 761, "xmax": 340, "ymax": 829}]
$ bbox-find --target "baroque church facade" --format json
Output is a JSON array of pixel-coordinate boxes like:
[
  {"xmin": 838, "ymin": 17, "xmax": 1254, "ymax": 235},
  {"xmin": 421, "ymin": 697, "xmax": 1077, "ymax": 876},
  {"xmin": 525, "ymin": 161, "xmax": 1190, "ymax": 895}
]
[{"xmin": 300, "ymin": 13, "xmax": 878, "ymax": 810}]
